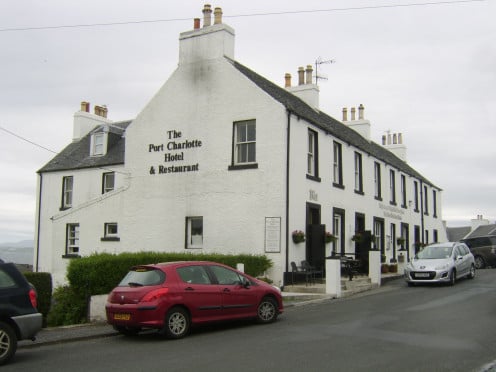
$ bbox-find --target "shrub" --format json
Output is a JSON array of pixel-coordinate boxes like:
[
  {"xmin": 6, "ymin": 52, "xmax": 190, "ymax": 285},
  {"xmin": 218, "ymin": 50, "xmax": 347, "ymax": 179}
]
[
  {"xmin": 47, "ymin": 286, "xmax": 87, "ymax": 327},
  {"xmin": 24, "ymin": 272, "xmax": 52, "ymax": 327}
]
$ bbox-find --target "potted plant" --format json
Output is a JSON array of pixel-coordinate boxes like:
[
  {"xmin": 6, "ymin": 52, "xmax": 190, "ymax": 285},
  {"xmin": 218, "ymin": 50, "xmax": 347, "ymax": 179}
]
[
  {"xmin": 292, "ymin": 230, "xmax": 305, "ymax": 244},
  {"xmin": 396, "ymin": 237, "xmax": 405, "ymax": 248},
  {"xmin": 351, "ymin": 233, "xmax": 362, "ymax": 243},
  {"xmin": 381, "ymin": 264, "xmax": 389, "ymax": 273},
  {"xmin": 325, "ymin": 232, "xmax": 337, "ymax": 244}
]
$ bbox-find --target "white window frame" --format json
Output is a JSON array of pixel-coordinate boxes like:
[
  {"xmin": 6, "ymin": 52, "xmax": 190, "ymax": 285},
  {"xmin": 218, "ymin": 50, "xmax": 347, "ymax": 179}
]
[
  {"xmin": 233, "ymin": 120, "xmax": 256, "ymax": 165},
  {"xmin": 186, "ymin": 217, "xmax": 203, "ymax": 249},
  {"xmin": 104, "ymin": 223, "xmax": 118, "ymax": 238},
  {"xmin": 62, "ymin": 176, "xmax": 73, "ymax": 209},
  {"xmin": 91, "ymin": 132, "xmax": 106, "ymax": 156},
  {"xmin": 102, "ymin": 172, "xmax": 115, "ymax": 194},
  {"xmin": 66, "ymin": 223, "xmax": 80, "ymax": 255},
  {"xmin": 354, "ymin": 152, "xmax": 363, "ymax": 192},
  {"xmin": 374, "ymin": 162, "xmax": 381, "ymax": 199},
  {"xmin": 401, "ymin": 174, "xmax": 407, "ymax": 208},
  {"xmin": 389, "ymin": 170, "xmax": 396, "ymax": 204},
  {"xmin": 333, "ymin": 141, "xmax": 342, "ymax": 185},
  {"xmin": 307, "ymin": 130, "xmax": 316, "ymax": 176}
]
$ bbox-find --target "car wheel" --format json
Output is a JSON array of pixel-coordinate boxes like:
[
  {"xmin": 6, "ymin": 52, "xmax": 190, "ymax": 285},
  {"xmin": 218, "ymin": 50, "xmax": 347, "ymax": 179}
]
[
  {"xmin": 0, "ymin": 321, "xmax": 17, "ymax": 366},
  {"xmin": 257, "ymin": 297, "xmax": 278, "ymax": 324},
  {"xmin": 449, "ymin": 269, "xmax": 456, "ymax": 286},
  {"xmin": 474, "ymin": 256, "xmax": 486, "ymax": 269},
  {"xmin": 114, "ymin": 326, "xmax": 141, "ymax": 336},
  {"xmin": 468, "ymin": 264, "xmax": 476, "ymax": 279},
  {"xmin": 163, "ymin": 307, "xmax": 190, "ymax": 339}
]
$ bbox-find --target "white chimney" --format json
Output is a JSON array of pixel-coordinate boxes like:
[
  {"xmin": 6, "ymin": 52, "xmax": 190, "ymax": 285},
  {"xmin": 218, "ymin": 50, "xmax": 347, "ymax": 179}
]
[
  {"xmin": 381, "ymin": 130, "xmax": 407, "ymax": 161},
  {"xmin": 471, "ymin": 215, "xmax": 490, "ymax": 232},
  {"xmin": 343, "ymin": 104, "xmax": 371, "ymax": 140},
  {"xmin": 73, "ymin": 101, "xmax": 112, "ymax": 141},
  {"xmin": 179, "ymin": 5, "xmax": 235, "ymax": 65},
  {"xmin": 285, "ymin": 65, "xmax": 320, "ymax": 109}
]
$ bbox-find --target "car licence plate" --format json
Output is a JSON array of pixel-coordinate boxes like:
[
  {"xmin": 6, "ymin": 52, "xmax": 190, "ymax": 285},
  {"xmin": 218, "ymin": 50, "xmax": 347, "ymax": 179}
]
[
  {"xmin": 415, "ymin": 273, "xmax": 430, "ymax": 278},
  {"xmin": 114, "ymin": 313, "xmax": 131, "ymax": 320}
]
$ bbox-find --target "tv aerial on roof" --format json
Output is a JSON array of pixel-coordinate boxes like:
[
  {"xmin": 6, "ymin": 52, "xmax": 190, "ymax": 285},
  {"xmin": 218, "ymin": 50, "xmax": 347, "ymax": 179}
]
[{"xmin": 314, "ymin": 57, "xmax": 335, "ymax": 84}]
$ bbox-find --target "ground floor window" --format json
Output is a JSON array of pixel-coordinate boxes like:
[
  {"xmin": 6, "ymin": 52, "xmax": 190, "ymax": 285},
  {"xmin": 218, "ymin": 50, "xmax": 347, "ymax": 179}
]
[
  {"xmin": 101, "ymin": 222, "xmax": 120, "ymax": 241},
  {"xmin": 186, "ymin": 217, "xmax": 203, "ymax": 249},
  {"xmin": 66, "ymin": 223, "xmax": 80, "ymax": 255}
]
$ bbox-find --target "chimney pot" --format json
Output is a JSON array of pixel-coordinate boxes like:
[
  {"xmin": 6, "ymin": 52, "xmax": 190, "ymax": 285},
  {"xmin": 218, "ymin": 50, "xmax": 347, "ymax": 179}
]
[
  {"xmin": 342, "ymin": 107, "xmax": 348, "ymax": 121},
  {"xmin": 351, "ymin": 107, "xmax": 356, "ymax": 121},
  {"xmin": 298, "ymin": 66, "xmax": 305, "ymax": 86},
  {"xmin": 203, "ymin": 4, "xmax": 212, "ymax": 27},
  {"xmin": 194, "ymin": 18, "xmax": 200, "ymax": 29},
  {"xmin": 305, "ymin": 65, "xmax": 313, "ymax": 85},
  {"xmin": 358, "ymin": 104, "xmax": 364, "ymax": 120},
  {"xmin": 81, "ymin": 101, "xmax": 90, "ymax": 112},
  {"xmin": 214, "ymin": 7, "xmax": 222, "ymax": 24},
  {"xmin": 382, "ymin": 135, "xmax": 387, "ymax": 145},
  {"xmin": 284, "ymin": 73, "xmax": 292, "ymax": 88}
]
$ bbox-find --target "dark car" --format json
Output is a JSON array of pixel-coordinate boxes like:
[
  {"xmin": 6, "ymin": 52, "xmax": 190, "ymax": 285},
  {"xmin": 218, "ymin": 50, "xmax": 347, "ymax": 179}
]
[
  {"xmin": 0, "ymin": 261, "xmax": 42, "ymax": 365},
  {"xmin": 106, "ymin": 261, "xmax": 283, "ymax": 339},
  {"xmin": 460, "ymin": 235, "xmax": 496, "ymax": 269}
]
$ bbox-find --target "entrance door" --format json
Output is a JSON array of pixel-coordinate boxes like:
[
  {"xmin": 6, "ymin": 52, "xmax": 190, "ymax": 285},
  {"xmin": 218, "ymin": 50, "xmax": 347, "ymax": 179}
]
[
  {"xmin": 306, "ymin": 203, "xmax": 324, "ymax": 270},
  {"xmin": 354, "ymin": 213, "xmax": 366, "ymax": 260}
]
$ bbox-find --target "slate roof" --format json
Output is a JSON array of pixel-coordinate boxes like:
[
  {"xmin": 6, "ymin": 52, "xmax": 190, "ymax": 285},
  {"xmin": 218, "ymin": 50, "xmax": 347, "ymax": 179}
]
[
  {"xmin": 465, "ymin": 224, "xmax": 496, "ymax": 238},
  {"xmin": 230, "ymin": 58, "xmax": 440, "ymax": 189},
  {"xmin": 38, "ymin": 121, "xmax": 131, "ymax": 173},
  {"xmin": 446, "ymin": 226, "xmax": 471, "ymax": 242}
]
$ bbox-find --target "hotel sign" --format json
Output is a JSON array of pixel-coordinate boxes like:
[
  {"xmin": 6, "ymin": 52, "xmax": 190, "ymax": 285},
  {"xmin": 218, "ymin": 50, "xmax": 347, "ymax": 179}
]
[
  {"xmin": 148, "ymin": 129, "xmax": 202, "ymax": 175},
  {"xmin": 379, "ymin": 202, "xmax": 404, "ymax": 221}
]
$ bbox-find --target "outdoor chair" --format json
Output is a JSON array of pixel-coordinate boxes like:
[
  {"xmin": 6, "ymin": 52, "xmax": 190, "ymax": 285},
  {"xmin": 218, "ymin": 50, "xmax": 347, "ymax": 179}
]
[
  {"xmin": 290, "ymin": 261, "xmax": 312, "ymax": 286},
  {"xmin": 301, "ymin": 260, "xmax": 323, "ymax": 283}
]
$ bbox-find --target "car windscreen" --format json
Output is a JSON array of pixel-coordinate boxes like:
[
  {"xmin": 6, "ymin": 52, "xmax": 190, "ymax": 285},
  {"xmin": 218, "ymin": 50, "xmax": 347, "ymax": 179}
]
[
  {"xmin": 416, "ymin": 246, "xmax": 453, "ymax": 259},
  {"xmin": 118, "ymin": 267, "xmax": 165, "ymax": 287}
]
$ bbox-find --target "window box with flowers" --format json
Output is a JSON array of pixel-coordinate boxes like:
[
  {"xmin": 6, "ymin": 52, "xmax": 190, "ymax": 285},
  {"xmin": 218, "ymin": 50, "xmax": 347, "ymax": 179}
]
[
  {"xmin": 325, "ymin": 232, "xmax": 337, "ymax": 244},
  {"xmin": 292, "ymin": 230, "xmax": 305, "ymax": 244}
]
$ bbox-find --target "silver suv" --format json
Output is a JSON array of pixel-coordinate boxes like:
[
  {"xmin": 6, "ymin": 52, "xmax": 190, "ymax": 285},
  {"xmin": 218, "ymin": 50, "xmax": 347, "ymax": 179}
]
[{"xmin": 460, "ymin": 235, "xmax": 496, "ymax": 269}]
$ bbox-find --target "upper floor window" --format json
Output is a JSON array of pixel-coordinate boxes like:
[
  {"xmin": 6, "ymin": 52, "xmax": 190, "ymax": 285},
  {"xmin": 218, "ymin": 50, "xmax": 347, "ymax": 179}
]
[
  {"xmin": 424, "ymin": 185, "xmax": 429, "ymax": 215},
  {"xmin": 374, "ymin": 162, "xmax": 382, "ymax": 200},
  {"xmin": 400, "ymin": 175, "xmax": 407, "ymax": 208},
  {"xmin": 102, "ymin": 172, "xmax": 115, "ymax": 194},
  {"xmin": 354, "ymin": 152, "xmax": 363, "ymax": 194},
  {"xmin": 61, "ymin": 176, "xmax": 73, "ymax": 209},
  {"xmin": 414, "ymin": 181, "xmax": 419, "ymax": 212},
  {"xmin": 186, "ymin": 217, "xmax": 203, "ymax": 249},
  {"xmin": 333, "ymin": 141, "xmax": 343, "ymax": 187},
  {"xmin": 307, "ymin": 129, "xmax": 319, "ymax": 181},
  {"xmin": 433, "ymin": 190, "xmax": 438, "ymax": 217},
  {"xmin": 233, "ymin": 120, "xmax": 256, "ymax": 166},
  {"xmin": 65, "ymin": 223, "xmax": 79, "ymax": 256},
  {"xmin": 389, "ymin": 170, "xmax": 396, "ymax": 205},
  {"xmin": 91, "ymin": 132, "xmax": 106, "ymax": 156}
]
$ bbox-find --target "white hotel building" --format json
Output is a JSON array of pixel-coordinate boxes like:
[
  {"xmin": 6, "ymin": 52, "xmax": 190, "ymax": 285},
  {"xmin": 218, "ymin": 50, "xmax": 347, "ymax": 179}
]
[{"xmin": 34, "ymin": 5, "xmax": 446, "ymax": 286}]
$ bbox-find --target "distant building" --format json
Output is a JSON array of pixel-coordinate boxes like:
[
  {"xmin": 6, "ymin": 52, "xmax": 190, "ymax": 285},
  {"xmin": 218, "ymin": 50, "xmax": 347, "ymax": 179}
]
[
  {"xmin": 34, "ymin": 5, "xmax": 446, "ymax": 286},
  {"xmin": 447, "ymin": 215, "xmax": 496, "ymax": 241}
]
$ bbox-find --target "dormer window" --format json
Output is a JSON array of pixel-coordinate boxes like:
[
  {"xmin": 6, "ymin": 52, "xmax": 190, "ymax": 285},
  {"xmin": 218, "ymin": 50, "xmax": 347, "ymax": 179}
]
[{"xmin": 91, "ymin": 131, "xmax": 107, "ymax": 156}]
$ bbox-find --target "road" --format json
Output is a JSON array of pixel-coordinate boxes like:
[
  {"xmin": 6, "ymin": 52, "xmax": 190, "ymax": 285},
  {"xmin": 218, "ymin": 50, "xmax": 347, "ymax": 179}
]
[{"xmin": 7, "ymin": 270, "xmax": 496, "ymax": 372}]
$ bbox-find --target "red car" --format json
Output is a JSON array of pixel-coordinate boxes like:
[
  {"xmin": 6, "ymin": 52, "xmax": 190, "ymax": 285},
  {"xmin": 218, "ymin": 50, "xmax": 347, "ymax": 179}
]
[{"xmin": 106, "ymin": 261, "xmax": 283, "ymax": 339}]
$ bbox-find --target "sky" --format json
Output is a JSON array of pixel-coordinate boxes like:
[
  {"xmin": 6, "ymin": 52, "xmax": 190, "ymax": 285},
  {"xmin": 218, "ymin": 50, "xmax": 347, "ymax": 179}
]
[{"xmin": 0, "ymin": 0, "xmax": 495, "ymax": 244}]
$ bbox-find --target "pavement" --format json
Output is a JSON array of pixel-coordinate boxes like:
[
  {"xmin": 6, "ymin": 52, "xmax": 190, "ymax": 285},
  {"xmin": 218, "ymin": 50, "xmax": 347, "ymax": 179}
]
[{"xmin": 19, "ymin": 277, "xmax": 403, "ymax": 349}]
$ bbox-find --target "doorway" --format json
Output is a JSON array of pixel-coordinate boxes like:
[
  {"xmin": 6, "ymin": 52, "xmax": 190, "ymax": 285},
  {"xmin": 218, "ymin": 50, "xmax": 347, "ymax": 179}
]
[{"xmin": 306, "ymin": 203, "xmax": 325, "ymax": 270}]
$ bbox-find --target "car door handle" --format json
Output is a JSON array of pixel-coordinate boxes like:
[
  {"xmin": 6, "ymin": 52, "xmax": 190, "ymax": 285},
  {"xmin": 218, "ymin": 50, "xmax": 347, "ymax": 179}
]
[
  {"xmin": 223, "ymin": 288, "xmax": 230, "ymax": 292},
  {"xmin": 185, "ymin": 287, "xmax": 195, "ymax": 291}
]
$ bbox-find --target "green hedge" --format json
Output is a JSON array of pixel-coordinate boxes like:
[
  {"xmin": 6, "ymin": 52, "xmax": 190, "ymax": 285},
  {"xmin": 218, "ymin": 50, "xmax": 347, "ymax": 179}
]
[
  {"xmin": 67, "ymin": 252, "xmax": 273, "ymax": 296},
  {"xmin": 23, "ymin": 272, "xmax": 52, "ymax": 327}
]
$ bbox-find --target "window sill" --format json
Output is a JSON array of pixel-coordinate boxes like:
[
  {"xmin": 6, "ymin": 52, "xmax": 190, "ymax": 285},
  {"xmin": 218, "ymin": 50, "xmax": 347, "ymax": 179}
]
[
  {"xmin": 101, "ymin": 237, "xmax": 120, "ymax": 242},
  {"xmin": 333, "ymin": 182, "xmax": 345, "ymax": 190},
  {"xmin": 59, "ymin": 206, "xmax": 72, "ymax": 211},
  {"xmin": 401, "ymin": 204, "xmax": 408, "ymax": 209},
  {"xmin": 375, "ymin": 196, "xmax": 383, "ymax": 201},
  {"xmin": 62, "ymin": 254, "xmax": 81, "ymax": 259},
  {"xmin": 306, "ymin": 174, "xmax": 321, "ymax": 182},
  {"xmin": 228, "ymin": 163, "xmax": 258, "ymax": 171},
  {"xmin": 389, "ymin": 201, "xmax": 397, "ymax": 206},
  {"xmin": 354, "ymin": 190, "xmax": 364, "ymax": 196}
]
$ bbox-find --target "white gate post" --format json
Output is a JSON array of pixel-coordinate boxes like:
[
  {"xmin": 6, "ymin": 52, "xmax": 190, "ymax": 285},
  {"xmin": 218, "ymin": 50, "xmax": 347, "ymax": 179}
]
[
  {"xmin": 325, "ymin": 257, "xmax": 342, "ymax": 298},
  {"xmin": 369, "ymin": 250, "xmax": 381, "ymax": 286}
]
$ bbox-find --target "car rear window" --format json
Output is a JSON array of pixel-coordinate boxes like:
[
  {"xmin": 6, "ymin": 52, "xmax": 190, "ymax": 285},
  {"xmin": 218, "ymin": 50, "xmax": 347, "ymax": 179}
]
[
  {"xmin": 118, "ymin": 267, "xmax": 165, "ymax": 287},
  {"xmin": 0, "ymin": 268, "xmax": 17, "ymax": 288}
]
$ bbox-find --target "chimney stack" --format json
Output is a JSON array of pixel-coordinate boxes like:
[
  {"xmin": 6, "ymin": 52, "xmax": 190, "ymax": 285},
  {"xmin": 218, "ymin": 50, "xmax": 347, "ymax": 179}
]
[
  {"xmin": 298, "ymin": 67, "xmax": 305, "ymax": 86},
  {"xmin": 305, "ymin": 65, "xmax": 313, "ymax": 85},
  {"xmin": 342, "ymin": 107, "xmax": 348, "ymax": 121},
  {"xmin": 358, "ymin": 104, "xmax": 364, "ymax": 120},
  {"xmin": 81, "ymin": 101, "xmax": 90, "ymax": 112},
  {"xmin": 343, "ymin": 104, "xmax": 371, "ymax": 141},
  {"xmin": 350, "ymin": 107, "xmax": 356, "ymax": 121},
  {"xmin": 194, "ymin": 18, "xmax": 200, "ymax": 29},
  {"xmin": 203, "ymin": 4, "xmax": 212, "ymax": 27}
]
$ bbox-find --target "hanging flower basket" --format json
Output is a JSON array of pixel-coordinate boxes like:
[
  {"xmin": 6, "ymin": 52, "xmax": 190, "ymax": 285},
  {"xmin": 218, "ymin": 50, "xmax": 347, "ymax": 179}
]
[
  {"xmin": 325, "ymin": 232, "xmax": 337, "ymax": 244},
  {"xmin": 292, "ymin": 230, "xmax": 305, "ymax": 244},
  {"xmin": 351, "ymin": 233, "xmax": 363, "ymax": 243},
  {"xmin": 396, "ymin": 237, "xmax": 406, "ymax": 246}
]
